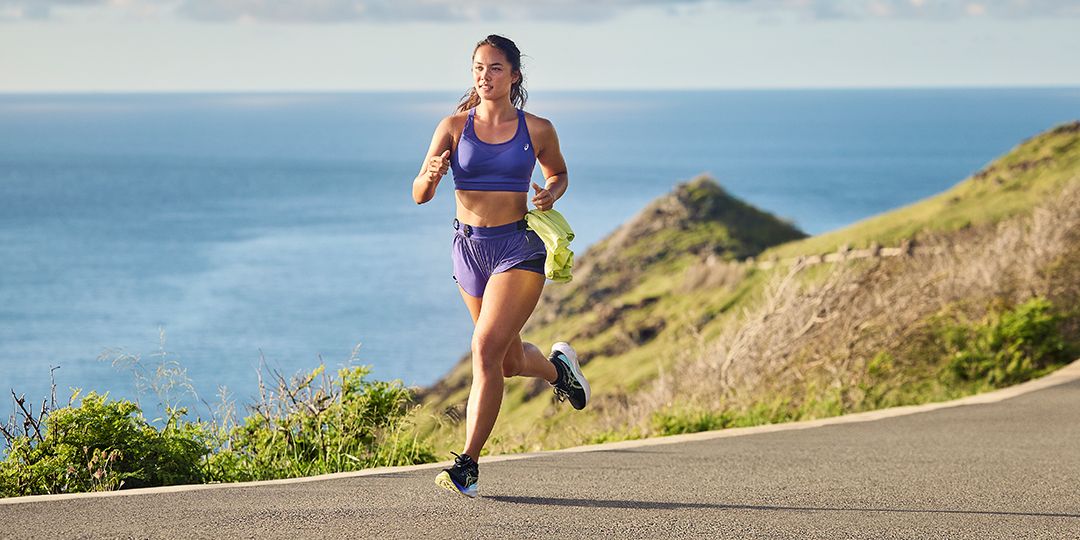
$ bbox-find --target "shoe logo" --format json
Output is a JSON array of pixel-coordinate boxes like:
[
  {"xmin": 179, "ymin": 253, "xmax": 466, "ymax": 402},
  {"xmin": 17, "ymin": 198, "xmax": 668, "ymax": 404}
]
[{"xmin": 554, "ymin": 354, "xmax": 582, "ymax": 391}]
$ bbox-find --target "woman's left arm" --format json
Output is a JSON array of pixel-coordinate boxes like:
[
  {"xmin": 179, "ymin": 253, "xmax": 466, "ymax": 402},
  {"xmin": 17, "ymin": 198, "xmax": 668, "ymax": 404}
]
[{"xmin": 530, "ymin": 117, "xmax": 568, "ymax": 212}]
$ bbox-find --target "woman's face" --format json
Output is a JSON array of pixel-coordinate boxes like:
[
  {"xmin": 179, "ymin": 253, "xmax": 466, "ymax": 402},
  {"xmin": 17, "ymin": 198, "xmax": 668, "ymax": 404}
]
[{"xmin": 472, "ymin": 45, "xmax": 518, "ymax": 102}]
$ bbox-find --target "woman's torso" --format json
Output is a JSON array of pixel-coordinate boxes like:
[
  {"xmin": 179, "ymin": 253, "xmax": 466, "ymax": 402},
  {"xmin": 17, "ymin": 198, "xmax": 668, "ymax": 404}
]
[{"xmin": 450, "ymin": 107, "xmax": 540, "ymax": 227}]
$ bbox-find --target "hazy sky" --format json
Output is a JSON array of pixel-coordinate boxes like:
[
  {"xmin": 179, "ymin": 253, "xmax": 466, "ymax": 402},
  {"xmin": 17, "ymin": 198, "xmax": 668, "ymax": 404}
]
[{"xmin": 2, "ymin": 0, "xmax": 1079, "ymax": 92}]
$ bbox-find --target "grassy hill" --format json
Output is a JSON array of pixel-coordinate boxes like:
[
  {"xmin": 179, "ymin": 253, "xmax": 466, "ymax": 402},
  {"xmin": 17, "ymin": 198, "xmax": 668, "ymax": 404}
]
[
  {"xmin": 763, "ymin": 121, "xmax": 1080, "ymax": 259},
  {"xmin": 416, "ymin": 120, "xmax": 1080, "ymax": 456}
]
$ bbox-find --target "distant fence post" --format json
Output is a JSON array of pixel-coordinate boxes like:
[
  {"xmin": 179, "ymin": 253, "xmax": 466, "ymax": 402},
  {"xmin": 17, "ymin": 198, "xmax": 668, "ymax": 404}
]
[{"xmin": 753, "ymin": 237, "xmax": 933, "ymax": 270}]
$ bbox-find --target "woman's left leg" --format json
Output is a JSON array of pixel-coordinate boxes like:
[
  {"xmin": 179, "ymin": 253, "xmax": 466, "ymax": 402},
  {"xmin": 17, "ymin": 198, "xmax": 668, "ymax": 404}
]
[
  {"xmin": 502, "ymin": 335, "xmax": 558, "ymax": 381},
  {"xmin": 462, "ymin": 268, "xmax": 545, "ymax": 460}
]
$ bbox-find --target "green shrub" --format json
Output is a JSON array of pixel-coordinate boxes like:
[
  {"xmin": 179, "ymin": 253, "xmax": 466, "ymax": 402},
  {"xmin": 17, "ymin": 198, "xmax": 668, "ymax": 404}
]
[
  {"xmin": 0, "ymin": 392, "xmax": 208, "ymax": 497},
  {"xmin": 739, "ymin": 398, "xmax": 800, "ymax": 427},
  {"xmin": 940, "ymin": 297, "xmax": 1072, "ymax": 387},
  {"xmin": 206, "ymin": 365, "xmax": 434, "ymax": 483},
  {"xmin": 651, "ymin": 398, "xmax": 803, "ymax": 436},
  {"xmin": 652, "ymin": 408, "xmax": 735, "ymax": 436},
  {"xmin": 582, "ymin": 429, "xmax": 644, "ymax": 445},
  {"xmin": 2, "ymin": 361, "xmax": 436, "ymax": 497}
]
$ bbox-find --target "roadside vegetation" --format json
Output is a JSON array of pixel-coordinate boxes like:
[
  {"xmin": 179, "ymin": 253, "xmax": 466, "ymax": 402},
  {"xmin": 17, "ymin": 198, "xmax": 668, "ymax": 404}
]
[
  {"xmin": 0, "ymin": 345, "xmax": 433, "ymax": 498},
  {"xmin": 633, "ymin": 177, "xmax": 1079, "ymax": 437}
]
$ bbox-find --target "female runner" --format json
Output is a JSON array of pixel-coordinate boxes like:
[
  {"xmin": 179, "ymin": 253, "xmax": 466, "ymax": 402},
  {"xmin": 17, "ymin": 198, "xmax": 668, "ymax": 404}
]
[{"xmin": 411, "ymin": 34, "xmax": 590, "ymax": 498}]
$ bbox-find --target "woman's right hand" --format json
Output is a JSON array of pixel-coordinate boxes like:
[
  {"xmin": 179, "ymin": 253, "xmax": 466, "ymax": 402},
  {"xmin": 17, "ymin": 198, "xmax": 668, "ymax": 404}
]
[
  {"xmin": 413, "ymin": 115, "xmax": 454, "ymax": 204},
  {"xmin": 426, "ymin": 149, "xmax": 451, "ymax": 182}
]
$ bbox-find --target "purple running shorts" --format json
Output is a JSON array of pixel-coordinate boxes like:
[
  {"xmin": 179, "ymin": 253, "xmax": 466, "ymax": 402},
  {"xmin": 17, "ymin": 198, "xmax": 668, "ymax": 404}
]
[{"xmin": 451, "ymin": 218, "xmax": 547, "ymax": 298}]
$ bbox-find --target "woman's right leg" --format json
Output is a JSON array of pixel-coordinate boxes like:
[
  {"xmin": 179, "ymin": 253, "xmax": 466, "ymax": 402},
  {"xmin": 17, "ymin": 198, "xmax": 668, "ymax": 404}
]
[{"xmin": 461, "ymin": 269, "xmax": 546, "ymax": 460}]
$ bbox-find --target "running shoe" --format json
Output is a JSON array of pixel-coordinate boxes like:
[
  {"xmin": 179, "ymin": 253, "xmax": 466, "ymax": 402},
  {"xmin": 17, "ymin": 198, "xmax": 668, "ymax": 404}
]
[
  {"xmin": 549, "ymin": 342, "xmax": 590, "ymax": 410},
  {"xmin": 434, "ymin": 452, "xmax": 479, "ymax": 498}
]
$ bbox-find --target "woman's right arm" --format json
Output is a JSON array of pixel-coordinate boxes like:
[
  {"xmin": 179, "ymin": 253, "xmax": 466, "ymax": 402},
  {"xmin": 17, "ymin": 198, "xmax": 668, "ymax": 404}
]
[{"xmin": 412, "ymin": 116, "xmax": 454, "ymax": 204}]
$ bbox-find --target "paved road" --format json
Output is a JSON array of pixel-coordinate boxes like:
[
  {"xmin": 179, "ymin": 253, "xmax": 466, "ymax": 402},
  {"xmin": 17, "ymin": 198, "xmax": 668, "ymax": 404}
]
[{"xmin": 3, "ymin": 377, "xmax": 1079, "ymax": 539}]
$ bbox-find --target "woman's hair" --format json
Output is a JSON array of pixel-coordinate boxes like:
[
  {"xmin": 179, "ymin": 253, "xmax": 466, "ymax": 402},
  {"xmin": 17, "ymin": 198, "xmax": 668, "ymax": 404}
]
[{"xmin": 455, "ymin": 35, "xmax": 528, "ymax": 113}]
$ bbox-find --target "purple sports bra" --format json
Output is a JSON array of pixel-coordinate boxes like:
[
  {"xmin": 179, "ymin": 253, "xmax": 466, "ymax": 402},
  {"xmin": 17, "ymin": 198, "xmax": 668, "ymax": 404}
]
[{"xmin": 452, "ymin": 108, "xmax": 536, "ymax": 192}]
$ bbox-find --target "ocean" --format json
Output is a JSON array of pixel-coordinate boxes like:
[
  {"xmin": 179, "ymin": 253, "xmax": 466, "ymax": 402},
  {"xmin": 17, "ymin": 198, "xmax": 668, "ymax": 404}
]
[{"xmin": 1, "ymin": 88, "xmax": 1078, "ymax": 421}]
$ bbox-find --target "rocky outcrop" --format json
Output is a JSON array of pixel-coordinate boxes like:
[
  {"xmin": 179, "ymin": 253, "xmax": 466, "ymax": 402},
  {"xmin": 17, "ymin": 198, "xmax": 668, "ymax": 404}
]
[{"xmin": 529, "ymin": 175, "xmax": 806, "ymax": 327}]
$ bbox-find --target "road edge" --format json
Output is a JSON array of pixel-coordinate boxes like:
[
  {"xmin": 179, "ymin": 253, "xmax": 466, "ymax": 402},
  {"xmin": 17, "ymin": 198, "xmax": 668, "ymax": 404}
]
[{"xmin": 3, "ymin": 358, "xmax": 1078, "ymax": 506}]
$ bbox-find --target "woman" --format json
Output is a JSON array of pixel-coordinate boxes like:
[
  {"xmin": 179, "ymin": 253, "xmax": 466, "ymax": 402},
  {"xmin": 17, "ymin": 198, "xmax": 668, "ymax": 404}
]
[{"xmin": 411, "ymin": 35, "xmax": 590, "ymax": 498}]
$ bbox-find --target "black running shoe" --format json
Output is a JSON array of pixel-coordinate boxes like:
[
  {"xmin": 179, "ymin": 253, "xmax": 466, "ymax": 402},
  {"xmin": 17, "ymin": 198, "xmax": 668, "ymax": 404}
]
[
  {"xmin": 435, "ymin": 452, "xmax": 479, "ymax": 498},
  {"xmin": 549, "ymin": 342, "xmax": 590, "ymax": 410}
]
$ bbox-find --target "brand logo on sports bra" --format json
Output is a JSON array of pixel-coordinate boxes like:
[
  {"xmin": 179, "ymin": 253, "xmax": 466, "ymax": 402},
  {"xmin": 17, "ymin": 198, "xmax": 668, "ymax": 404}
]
[{"xmin": 523, "ymin": 144, "xmax": 529, "ymax": 151}]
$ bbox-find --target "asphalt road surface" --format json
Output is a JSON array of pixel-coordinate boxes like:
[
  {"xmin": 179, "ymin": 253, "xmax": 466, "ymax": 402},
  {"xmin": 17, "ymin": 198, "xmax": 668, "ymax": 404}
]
[{"xmin": 3, "ymin": 376, "xmax": 1078, "ymax": 539}]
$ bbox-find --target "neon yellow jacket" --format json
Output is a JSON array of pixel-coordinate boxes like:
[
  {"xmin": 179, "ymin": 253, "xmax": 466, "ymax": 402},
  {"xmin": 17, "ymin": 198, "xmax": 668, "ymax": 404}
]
[{"xmin": 524, "ymin": 208, "xmax": 574, "ymax": 283}]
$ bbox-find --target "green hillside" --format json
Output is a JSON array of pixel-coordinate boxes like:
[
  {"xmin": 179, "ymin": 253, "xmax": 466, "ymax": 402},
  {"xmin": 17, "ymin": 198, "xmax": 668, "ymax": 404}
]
[
  {"xmin": 417, "ymin": 120, "xmax": 1080, "ymax": 456},
  {"xmin": 763, "ymin": 121, "xmax": 1080, "ymax": 259}
]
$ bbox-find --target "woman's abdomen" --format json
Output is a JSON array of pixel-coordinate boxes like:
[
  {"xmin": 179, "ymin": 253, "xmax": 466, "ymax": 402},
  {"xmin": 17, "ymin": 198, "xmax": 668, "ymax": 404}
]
[{"xmin": 454, "ymin": 190, "xmax": 529, "ymax": 227}]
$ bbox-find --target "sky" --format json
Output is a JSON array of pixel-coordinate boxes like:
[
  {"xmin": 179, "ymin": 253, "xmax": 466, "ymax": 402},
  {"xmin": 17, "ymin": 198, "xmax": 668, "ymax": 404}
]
[{"xmin": 1, "ymin": 0, "xmax": 1079, "ymax": 92}]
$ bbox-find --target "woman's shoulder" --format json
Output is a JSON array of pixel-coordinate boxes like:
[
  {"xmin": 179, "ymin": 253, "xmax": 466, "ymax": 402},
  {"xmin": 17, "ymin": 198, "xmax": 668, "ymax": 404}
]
[
  {"xmin": 436, "ymin": 111, "xmax": 470, "ymax": 134},
  {"xmin": 522, "ymin": 110, "xmax": 555, "ymax": 137}
]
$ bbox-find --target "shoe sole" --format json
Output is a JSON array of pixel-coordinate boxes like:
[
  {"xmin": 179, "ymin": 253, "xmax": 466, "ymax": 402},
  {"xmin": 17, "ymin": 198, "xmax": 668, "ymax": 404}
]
[
  {"xmin": 552, "ymin": 341, "xmax": 590, "ymax": 409},
  {"xmin": 435, "ymin": 471, "xmax": 478, "ymax": 498}
]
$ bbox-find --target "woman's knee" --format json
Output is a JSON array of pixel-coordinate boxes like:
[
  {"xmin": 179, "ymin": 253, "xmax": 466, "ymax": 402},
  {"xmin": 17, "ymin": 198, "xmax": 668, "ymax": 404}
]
[{"xmin": 471, "ymin": 332, "xmax": 509, "ymax": 374}]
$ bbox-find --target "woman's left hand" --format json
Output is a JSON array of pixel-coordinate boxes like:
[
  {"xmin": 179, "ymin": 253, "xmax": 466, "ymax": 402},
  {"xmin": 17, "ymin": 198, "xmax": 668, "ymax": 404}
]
[{"xmin": 531, "ymin": 182, "xmax": 554, "ymax": 211}]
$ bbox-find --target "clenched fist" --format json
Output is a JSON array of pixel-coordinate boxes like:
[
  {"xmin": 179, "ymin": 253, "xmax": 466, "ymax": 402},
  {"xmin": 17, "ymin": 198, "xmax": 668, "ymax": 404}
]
[
  {"xmin": 531, "ymin": 182, "xmax": 554, "ymax": 211},
  {"xmin": 427, "ymin": 149, "xmax": 451, "ymax": 182}
]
